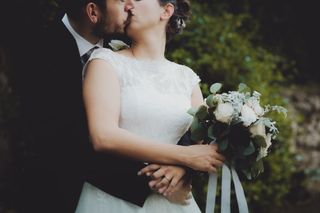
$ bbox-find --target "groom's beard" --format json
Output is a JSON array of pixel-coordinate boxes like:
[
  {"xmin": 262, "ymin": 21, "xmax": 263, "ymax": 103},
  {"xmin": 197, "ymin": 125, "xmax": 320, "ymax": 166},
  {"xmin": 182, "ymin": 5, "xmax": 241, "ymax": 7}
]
[
  {"xmin": 92, "ymin": 15, "xmax": 110, "ymax": 38},
  {"xmin": 92, "ymin": 14, "xmax": 127, "ymax": 39}
]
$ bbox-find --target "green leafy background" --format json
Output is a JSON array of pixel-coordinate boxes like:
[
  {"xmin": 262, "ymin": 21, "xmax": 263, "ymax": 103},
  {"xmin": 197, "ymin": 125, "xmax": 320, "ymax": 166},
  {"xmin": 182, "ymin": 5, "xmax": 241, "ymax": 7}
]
[{"xmin": 1, "ymin": 0, "xmax": 319, "ymax": 212}]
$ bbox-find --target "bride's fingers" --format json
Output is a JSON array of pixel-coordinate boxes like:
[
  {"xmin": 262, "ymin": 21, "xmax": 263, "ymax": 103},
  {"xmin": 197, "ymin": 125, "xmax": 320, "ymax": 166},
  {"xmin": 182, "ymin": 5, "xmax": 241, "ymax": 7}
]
[
  {"xmin": 215, "ymin": 153, "xmax": 225, "ymax": 162},
  {"xmin": 138, "ymin": 164, "xmax": 161, "ymax": 176},
  {"xmin": 208, "ymin": 166, "xmax": 217, "ymax": 173},
  {"xmin": 212, "ymin": 159, "xmax": 224, "ymax": 167}
]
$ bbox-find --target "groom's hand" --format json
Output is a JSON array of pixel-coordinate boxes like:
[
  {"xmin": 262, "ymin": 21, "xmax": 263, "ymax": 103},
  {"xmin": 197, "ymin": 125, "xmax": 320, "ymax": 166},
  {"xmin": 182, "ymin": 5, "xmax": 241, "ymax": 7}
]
[
  {"xmin": 163, "ymin": 181, "xmax": 192, "ymax": 205},
  {"xmin": 138, "ymin": 164, "xmax": 187, "ymax": 194}
]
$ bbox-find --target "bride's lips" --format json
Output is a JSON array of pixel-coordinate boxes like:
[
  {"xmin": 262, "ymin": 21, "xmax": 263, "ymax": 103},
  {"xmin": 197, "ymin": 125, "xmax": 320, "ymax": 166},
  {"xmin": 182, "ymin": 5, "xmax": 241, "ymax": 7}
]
[
  {"xmin": 124, "ymin": 12, "xmax": 134, "ymax": 33},
  {"xmin": 124, "ymin": 16, "xmax": 131, "ymax": 26}
]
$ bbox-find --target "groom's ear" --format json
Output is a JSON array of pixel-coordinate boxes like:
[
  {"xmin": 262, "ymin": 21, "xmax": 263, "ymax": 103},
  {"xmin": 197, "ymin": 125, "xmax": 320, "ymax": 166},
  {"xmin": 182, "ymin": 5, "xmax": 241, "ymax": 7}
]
[
  {"xmin": 160, "ymin": 3, "xmax": 175, "ymax": 21},
  {"xmin": 86, "ymin": 3, "xmax": 100, "ymax": 24}
]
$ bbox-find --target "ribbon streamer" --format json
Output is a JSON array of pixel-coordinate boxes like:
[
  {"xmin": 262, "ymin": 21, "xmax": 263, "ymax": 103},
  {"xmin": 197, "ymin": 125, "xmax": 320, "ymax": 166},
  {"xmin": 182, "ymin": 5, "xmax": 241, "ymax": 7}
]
[
  {"xmin": 231, "ymin": 167, "xmax": 249, "ymax": 213},
  {"xmin": 205, "ymin": 165, "xmax": 249, "ymax": 213},
  {"xmin": 205, "ymin": 172, "xmax": 218, "ymax": 213},
  {"xmin": 221, "ymin": 165, "xmax": 231, "ymax": 213}
]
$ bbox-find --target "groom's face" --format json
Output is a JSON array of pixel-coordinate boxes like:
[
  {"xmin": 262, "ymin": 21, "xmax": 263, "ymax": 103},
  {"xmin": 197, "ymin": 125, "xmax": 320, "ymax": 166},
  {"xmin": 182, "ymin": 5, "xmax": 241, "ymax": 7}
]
[{"xmin": 93, "ymin": 0, "xmax": 134, "ymax": 37}]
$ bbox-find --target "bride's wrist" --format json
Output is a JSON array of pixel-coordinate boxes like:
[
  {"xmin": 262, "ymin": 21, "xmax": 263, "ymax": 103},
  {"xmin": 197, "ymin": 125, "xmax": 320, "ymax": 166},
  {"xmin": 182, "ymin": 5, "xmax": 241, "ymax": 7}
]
[{"xmin": 176, "ymin": 146, "xmax": 191, "ymax": 168}]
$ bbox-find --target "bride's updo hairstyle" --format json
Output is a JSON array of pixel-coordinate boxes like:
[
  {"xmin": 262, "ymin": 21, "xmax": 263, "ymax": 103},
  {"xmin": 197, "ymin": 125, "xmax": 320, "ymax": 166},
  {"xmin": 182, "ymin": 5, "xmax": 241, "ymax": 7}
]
[{"xmin": 158, "ymin": 0, "xmax": 191, "ymax": 40}]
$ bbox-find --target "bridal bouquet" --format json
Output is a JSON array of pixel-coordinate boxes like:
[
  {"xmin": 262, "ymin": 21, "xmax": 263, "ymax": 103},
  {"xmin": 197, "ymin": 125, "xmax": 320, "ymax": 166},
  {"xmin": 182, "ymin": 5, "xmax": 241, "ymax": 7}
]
[
  {"xmin": 188, "ymin": 83, "xmax": 287, "ymax": 179},
  {"xmin": 188, "ymin": 83, "xmax": 287, "ymax": 213}
]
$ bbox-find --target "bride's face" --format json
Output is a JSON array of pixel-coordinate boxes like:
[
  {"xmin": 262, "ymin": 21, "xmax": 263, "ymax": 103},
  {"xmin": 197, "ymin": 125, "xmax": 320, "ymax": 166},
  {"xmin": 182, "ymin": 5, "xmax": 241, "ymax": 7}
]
[{"xmin": 126, "ymin": 0, "xmax": 166, "ymax": 36}]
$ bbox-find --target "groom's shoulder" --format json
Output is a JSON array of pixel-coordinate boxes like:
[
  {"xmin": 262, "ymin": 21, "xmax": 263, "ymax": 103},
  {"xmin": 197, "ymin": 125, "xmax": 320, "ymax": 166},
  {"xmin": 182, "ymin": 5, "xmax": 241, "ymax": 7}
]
[{"xmin": 34, "ymin": 12, "xmax": 73, "ymax": 45}]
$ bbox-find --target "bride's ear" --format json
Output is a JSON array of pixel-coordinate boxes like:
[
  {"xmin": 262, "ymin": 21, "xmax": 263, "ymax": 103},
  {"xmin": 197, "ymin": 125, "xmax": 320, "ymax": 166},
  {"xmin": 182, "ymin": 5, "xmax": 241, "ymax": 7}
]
[
  {"xmin": 86, "ymin": 3, "xmax": 100, "ymax": 24},
  {"xmin": 160, "ymin": 3, "xmax": 175, "ymax": 21}
]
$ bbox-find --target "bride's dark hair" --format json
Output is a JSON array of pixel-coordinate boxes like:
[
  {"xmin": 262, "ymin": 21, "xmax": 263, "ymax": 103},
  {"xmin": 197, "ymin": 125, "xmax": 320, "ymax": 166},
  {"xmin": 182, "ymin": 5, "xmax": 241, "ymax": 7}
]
[{"xmin": 158, "ymin": 0, "xmax": 191, "ymax": 40}]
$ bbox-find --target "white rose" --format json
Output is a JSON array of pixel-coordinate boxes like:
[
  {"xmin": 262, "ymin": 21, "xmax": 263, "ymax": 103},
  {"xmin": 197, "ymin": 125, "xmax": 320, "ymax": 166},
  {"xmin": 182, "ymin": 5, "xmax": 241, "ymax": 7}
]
[
  {"xmin": 249, "ymin": 122, "xmax": 266, "ymax": 137},
  {"xmin": 259, "ymin": 133, "xmax": 272, "ymax": 158},
  {"xmin": 252, "ymin": 102, "xmax": 264, "ymax": 116},
  {"xmin": 265, "ymin": 133, "xmax": 272, "ymax": 149},
  {"xmin": 246, "ymin": 98, "xmax": 264, "ymax": 116},
  {"xmin": 240, "ymin": 104, "xmax": 257, "ymax": 127},
  {"xmin": 214, "ymin": 102, "xmax": 234, "ymax": 124}
]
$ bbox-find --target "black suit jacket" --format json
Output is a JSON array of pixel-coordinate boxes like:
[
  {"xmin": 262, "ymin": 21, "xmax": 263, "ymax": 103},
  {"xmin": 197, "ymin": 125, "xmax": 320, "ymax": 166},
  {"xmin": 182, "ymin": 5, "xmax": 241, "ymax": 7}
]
[{"xmin": 12, "ymin": 14, "xmax": 193, "ymax": 213}]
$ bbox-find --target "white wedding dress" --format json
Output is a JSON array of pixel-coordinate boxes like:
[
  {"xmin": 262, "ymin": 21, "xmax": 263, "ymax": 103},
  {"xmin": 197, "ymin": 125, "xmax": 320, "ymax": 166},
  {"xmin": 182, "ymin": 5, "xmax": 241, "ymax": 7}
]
[{"xmin": 76, "ymin": 48, "xmax": 201, "ymax": 213}]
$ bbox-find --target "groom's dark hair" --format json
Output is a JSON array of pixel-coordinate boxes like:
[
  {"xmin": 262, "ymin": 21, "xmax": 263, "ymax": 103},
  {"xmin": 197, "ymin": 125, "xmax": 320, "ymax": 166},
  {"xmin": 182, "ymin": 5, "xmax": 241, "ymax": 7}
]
[{"xmin": 60, "ymin": 0, "xmax": 106, "ymax": 21}]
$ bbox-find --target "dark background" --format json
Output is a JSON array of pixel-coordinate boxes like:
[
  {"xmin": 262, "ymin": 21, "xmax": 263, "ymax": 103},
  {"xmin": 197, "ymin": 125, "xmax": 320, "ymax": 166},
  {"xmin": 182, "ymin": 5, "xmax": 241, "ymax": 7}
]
[{"xmin": 1, "ymin": 0, "xmax": 319, "ymax": 212}]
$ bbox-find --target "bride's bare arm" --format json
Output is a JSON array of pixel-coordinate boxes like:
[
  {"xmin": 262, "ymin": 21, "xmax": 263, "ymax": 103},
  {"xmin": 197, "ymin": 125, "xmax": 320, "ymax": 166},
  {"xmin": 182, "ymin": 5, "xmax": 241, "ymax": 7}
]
[
  {"xmin": 83, "ymin": 59, "xmax": 224, "ymax": 172},
  {"xmin": 191, "ymin": 80, "xmax": 204, "ymax": 108}
]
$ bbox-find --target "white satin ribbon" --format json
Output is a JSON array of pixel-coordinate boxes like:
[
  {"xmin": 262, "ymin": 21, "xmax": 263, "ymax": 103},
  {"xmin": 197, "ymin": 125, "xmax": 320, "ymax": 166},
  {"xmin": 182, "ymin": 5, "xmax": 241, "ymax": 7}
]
[
  {"xmin": 231, "ymin": 167, "xmax": 249, "ymax": 213},
  {"xmin": 205, "ymin": 164, "xmax": 249, "ymax": 213},
  {"xmin": 221, "ymin": 165, "xmax": 231, "ymax": 213},
  {"xmin": 205, "ymin": 172, "xmax": 218, "ymax": 213}
]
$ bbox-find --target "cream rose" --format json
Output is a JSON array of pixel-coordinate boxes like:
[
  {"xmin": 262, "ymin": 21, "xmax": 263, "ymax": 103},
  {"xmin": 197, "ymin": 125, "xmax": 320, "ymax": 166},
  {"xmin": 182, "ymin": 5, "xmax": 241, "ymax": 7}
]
[
  {"xmin": 249, "ymin": 122, "xmax": 266, "ymax": 137},
  {"xmin": 246, "ymin": 98, "xmax": 264, "ymax": 116},
  {"xmin": 241, "ymin": 104, "xmax": 257, "ymax": 127},
  {"xmin": 214, "ymin": 102, "xmax": 234, "ymax": 124},
  {"xmin": 252, "ymin": 102, "xmax": 264, "ymax": 116},
  {"xmin": 259, "ymin": 133, "xmax": 272, "ymax": 158}
]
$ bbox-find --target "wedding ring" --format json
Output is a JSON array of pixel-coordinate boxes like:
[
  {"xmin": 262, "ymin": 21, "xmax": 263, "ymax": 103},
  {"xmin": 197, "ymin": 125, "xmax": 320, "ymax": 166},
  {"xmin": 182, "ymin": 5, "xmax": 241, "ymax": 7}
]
[{"xmin": 163, "ymin": 176, "xmax": 171, "ymax": 182}]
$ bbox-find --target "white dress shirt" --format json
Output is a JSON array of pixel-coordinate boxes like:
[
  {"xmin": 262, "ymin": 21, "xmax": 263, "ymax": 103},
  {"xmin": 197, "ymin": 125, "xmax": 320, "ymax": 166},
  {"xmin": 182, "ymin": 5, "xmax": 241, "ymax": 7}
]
[{"xmin": 62, "ymin": 14, "xmax": 104, "ymax": 58}]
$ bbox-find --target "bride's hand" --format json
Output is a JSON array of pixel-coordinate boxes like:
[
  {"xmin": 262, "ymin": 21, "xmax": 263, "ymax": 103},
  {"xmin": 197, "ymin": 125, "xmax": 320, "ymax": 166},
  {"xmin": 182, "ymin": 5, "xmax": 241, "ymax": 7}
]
[
  {"xmin": 138, "ymin": 164, "xmax": 186, "ymax": 194},
  {"xmin": 185, "ymin": 143, "xmax": 225, "ymax": 172}
]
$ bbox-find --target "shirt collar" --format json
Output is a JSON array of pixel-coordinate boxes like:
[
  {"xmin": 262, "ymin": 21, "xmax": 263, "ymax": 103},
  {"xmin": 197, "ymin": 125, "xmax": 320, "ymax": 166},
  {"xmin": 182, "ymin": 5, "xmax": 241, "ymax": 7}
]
[{"xmin": 62, "ymin": 14, "xmax": 104, "ymax": 57}]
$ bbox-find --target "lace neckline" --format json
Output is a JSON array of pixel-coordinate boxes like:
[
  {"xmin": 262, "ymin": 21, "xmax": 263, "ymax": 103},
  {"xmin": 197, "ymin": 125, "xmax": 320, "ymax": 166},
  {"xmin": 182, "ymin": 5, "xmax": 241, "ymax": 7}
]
[{"xmin": 107, "ymin": 48, "xmax": 172, "ymax": 65}]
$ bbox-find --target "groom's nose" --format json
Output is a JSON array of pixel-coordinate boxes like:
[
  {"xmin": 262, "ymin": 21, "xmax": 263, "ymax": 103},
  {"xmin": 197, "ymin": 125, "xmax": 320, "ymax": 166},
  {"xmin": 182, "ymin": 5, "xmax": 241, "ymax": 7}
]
[{"xmin": 124, "ymin": 0, "xmax": 135, "ymax": 12}]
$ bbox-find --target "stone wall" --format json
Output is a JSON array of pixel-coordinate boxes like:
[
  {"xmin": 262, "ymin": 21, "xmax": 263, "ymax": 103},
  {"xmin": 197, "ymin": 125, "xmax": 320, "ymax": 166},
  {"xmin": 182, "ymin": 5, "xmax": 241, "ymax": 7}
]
[{"xmin": 285, "ymin": 85, "xmax": 320, "ymax": 194}]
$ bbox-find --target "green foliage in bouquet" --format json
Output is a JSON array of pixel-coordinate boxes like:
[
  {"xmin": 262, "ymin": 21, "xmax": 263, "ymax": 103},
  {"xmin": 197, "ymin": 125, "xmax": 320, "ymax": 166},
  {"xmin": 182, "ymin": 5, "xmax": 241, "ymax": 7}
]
[
  {"xmin": 167, "ymin": 2, "xmax": 295, "ymax": 212},
  {"xmin": 187, "ymin": 83, "xmax": 287, "ymax": 180}
]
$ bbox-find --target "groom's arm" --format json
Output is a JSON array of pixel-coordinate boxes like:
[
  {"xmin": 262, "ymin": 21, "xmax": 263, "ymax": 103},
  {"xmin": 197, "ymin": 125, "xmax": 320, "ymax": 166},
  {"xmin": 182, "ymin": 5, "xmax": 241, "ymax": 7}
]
[
  {"xmin": 177, "ymin": 130, "xmax": 192, "ymax": 146},
  {"xmin": 86, "ymin": 152, "xmax": 152, "ymax": 206},
  {"xmin": 176, "ymin": 130, "xmax": 197, "ymax": 178}
]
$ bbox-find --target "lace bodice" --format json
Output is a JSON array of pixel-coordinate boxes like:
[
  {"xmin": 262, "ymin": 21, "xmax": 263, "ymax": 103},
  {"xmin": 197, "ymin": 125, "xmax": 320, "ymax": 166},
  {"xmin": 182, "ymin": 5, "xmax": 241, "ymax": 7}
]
[
  {"xmin": 77, "ymin": 48, "xmax": 202, "ymax": 213},
  {"xmin": 86, "ymin": 48, "xmax": 200, "ymax": 144}
]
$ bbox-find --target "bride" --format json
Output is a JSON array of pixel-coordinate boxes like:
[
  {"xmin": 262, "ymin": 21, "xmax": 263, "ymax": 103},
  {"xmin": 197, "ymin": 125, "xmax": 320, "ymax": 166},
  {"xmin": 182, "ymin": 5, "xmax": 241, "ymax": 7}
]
[{"xmin": 76, "ymin": 0, "xmax": 224, "ymax": 212}]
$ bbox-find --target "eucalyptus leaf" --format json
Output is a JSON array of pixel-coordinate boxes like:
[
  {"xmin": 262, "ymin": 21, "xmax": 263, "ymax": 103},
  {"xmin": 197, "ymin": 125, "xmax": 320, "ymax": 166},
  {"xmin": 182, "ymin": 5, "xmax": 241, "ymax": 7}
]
[
  {"xmin": 241, "ymin": 169, "xmax": 252, "ymax": 180},
  {"xmin": 208, "ymin": 125, "xmax": 216, "ymax": 140},
  {"xmin": 238, "ymin": 83, "xmax": 251, "ymax": 93},
  {"xmin": 256, "ymin": 150, "xmax": 265, "ymax": 161},
  {"xmin": 219, "ymin": 138, "xmax": 229, "ymax": 151},
  {"xmin": 243, "ymin": 142, "xmax": 255, "ymax": 156},
  {"xmin": 195, "ymin": 105, "xmax": 209, "ymax": 120},
  {"xmin": 190, "ymin": 118, "xmax": 200, "ymax": 132},
  {"xmin": 273, "ymin": 105, "xmax": 288, "ymax": 117},
  {"xmin": 219, "ymin": 128, "xmax": 230, "ymax": 139},
  {"xmin": 210, "ymin": 83, "xmax": 222, "ymax": 94},
  {"xmin": 251, "ymin": 160, "xmax": 264, "ymax": 178},
  {"xmin": 191, "ymin": 126, "xmax": 207, "ymax": 141},
  {"xmin": 187, "ymin": 107, "xmax": 198, "ymax": 116},
  {"xmin": 206, "ymin": 94, "xmax": 217, "ymax": 108},
  {"xmin": 252, "ymin": 135, "xmax": 267, "ymax": 148}
]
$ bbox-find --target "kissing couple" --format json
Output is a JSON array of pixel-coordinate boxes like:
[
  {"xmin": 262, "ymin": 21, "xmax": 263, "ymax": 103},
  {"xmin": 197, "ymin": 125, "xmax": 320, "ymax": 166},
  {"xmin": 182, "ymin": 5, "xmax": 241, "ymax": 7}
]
[{"xmin": 15, "ymin": 0, "xmax": 225, "ymax": 212}]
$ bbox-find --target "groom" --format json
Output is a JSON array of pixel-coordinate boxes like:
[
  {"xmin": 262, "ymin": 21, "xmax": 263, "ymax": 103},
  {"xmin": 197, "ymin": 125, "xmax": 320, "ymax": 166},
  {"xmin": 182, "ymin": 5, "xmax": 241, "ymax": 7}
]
[{"xmin": 14, "ymin": 0, "xmax": 194, "ymax": 212}]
